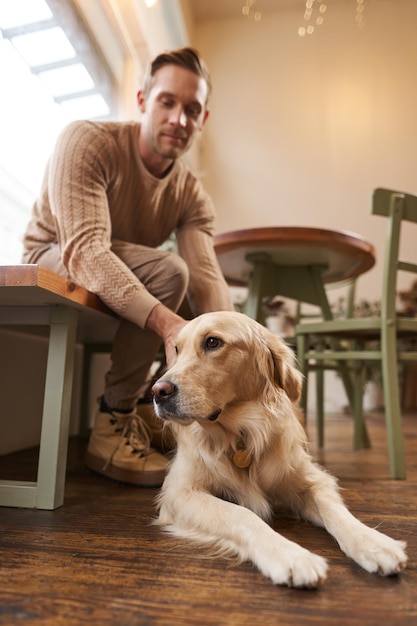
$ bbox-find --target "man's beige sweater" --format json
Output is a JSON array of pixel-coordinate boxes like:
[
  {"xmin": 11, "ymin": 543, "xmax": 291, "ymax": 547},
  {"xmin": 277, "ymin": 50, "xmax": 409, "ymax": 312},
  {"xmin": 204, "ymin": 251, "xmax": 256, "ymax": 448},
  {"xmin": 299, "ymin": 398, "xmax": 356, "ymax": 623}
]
[{"xmin": 23, "ymin": 120, "xmax": 232, "ymax": 328}]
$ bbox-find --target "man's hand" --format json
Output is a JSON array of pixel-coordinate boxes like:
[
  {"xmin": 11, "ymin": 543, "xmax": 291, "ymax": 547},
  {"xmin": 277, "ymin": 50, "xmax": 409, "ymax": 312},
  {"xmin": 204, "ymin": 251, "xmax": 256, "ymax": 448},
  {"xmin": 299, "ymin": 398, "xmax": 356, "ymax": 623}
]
[{"xmin": 145, "ymin": 303, "xmax": 188, "ymax": 368}]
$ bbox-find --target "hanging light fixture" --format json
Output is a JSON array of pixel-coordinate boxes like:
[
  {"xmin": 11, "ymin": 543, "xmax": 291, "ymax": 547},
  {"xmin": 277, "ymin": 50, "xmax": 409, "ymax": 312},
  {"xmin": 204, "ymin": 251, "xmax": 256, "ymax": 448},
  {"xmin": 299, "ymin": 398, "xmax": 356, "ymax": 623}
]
[
  {"xmin": 242, "ymin": 0, "xmax": 262, "ymax": 22},
  {"xmin": 298, "ymin": 0, "xmax": 372, "ymax": 37}
]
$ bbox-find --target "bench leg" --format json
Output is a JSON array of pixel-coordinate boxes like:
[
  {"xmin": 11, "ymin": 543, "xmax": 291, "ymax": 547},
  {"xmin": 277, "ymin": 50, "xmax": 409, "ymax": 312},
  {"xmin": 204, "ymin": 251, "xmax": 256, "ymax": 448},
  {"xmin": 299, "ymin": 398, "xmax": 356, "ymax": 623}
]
[
  {"xmin": 36, "ymin": 306, "xmax": 78, "ymax": 509},
  {"xmin": 0, "ymin": 306, "xmax": 78, "ymax": 509}
]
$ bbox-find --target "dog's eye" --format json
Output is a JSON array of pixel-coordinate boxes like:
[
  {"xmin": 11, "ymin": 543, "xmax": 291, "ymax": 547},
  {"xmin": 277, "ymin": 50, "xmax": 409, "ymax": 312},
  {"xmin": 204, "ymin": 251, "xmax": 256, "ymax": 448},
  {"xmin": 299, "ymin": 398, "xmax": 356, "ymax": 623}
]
[
  {"xmin": 204, "ymin": 336, "xmax": 223, "ymax": 351},
  {"xmin": 175, "ymin": 345, "xmax": 179, "ymax": 355}
]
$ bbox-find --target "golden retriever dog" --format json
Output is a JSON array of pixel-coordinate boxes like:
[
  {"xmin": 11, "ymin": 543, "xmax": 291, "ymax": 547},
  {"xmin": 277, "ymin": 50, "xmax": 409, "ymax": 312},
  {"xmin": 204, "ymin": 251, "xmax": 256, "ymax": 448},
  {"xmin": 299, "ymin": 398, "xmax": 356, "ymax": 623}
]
[{"xmin": 152, "ymin": 311, "xmax": 407, "ymax": 588}]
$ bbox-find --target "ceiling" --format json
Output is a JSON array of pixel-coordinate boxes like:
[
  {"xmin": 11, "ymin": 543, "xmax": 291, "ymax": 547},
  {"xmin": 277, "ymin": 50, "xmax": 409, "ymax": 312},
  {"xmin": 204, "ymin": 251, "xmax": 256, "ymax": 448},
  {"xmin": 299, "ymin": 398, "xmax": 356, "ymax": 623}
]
[
  {"xmin": 188, "ymin": 0, "xmax": 375, "ymax": 22},
  {"xmin": 189, "ymin": 0, "xmax": 308, "ymax": 22}
]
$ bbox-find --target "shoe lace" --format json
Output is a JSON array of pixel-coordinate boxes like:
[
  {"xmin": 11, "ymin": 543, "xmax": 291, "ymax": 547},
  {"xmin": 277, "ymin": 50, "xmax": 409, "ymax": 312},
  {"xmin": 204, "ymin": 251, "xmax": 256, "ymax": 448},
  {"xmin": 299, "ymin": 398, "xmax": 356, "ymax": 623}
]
[{"xmin": 103, "ymin": 410, "xmax": 153, "ymax": 471}]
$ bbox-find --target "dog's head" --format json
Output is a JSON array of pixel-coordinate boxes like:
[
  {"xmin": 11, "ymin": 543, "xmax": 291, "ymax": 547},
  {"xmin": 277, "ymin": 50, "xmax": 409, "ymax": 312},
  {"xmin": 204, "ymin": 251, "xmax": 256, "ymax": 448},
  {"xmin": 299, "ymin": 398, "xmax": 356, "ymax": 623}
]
[{"xmin": 152, "ymin": 311, "xmax": 302, "ymax": 425}]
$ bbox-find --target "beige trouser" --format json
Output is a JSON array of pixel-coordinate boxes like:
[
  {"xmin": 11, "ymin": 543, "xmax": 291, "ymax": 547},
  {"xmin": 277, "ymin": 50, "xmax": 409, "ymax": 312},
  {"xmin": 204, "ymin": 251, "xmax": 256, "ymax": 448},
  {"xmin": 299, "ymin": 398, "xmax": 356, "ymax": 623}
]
[{"xmin": 25, "ymin": 241, "xmax": 190, "ymax": 410}]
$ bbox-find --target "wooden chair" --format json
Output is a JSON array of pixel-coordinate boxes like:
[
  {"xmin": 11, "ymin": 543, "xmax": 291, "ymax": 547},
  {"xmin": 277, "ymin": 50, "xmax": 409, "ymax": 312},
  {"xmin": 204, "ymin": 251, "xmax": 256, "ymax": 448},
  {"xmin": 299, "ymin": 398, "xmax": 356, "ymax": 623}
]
[
  {"xmin": 295, "ymin": 278, "xmax": 369, "ymax": 449},
  {"xmin": 296, "ymin": 188, "xmax": 417, "ymax": 479}
]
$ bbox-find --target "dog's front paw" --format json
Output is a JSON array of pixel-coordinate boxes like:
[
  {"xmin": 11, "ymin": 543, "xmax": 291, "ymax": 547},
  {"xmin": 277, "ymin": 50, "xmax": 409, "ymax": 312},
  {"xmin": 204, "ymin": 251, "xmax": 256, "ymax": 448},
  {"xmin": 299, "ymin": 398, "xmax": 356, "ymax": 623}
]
[
  {"xmin": 341, "ymin": 527, "xmax": 407, "ymax": 576},
  {"xmin": 260, "ymin": 545, "xmax": 328, "ymax": 589},
  {"xmin": 361, "ymin": 535, "xmax": 407, "ymax": 577}
]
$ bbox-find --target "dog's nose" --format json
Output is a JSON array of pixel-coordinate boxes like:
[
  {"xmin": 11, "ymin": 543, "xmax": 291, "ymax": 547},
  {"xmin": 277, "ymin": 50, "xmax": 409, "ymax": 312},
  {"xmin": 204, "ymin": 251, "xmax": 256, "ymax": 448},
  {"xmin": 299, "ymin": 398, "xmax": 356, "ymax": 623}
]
[{"xmin": 152, "ymin": 380, "xmax": 177, "ymax": 403}]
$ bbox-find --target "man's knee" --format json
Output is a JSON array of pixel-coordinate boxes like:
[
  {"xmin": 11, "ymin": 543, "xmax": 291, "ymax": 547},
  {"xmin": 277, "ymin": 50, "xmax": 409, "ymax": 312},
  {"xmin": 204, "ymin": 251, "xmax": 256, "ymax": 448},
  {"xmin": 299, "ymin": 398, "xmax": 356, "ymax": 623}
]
[
  {"xmin": 148, "ymin": 251, "xmax": 189, "ymax": 311},
  {"xmin": 164, "ymin": 252, "xmax": 189, "ymax": 292}
]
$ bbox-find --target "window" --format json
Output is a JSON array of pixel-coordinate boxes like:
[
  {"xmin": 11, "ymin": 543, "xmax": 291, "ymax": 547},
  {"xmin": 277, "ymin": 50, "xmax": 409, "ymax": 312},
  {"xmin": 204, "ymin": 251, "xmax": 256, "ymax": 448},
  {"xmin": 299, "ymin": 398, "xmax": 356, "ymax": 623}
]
[{"xmin": 0, "ymin": 0, "xmax": 117, "ymax": 263}]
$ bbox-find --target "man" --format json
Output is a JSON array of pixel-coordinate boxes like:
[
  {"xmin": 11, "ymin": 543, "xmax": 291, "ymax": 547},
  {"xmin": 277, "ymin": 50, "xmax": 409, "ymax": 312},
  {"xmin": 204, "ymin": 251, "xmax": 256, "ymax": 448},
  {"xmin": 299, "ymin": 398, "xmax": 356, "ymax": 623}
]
[{"xmin": 22, "ymin": 47, "xmax": 233, "ymax": 488}]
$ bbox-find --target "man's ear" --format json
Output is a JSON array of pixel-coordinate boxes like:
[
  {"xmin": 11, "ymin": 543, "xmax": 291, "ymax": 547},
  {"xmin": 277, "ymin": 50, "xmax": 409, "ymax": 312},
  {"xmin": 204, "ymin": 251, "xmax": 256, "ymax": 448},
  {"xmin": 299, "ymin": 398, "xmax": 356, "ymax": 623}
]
[
  {"xmin": 137, "ymin": 90, "xmax": 146, "ymax": 114},
  {"xmin": 267, "ymin": 332, "xmax": 303, "ymax": 402},
  {"xmin": 195, "ymin": 108, "xmax": 210, "ymax": 133}
]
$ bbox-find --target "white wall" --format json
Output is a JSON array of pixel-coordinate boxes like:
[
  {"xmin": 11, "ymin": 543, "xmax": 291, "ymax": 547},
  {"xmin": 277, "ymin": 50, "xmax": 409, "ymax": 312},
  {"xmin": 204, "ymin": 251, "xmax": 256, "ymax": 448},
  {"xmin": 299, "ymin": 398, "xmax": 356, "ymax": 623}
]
[{"xmin": 193, "ymin": 0, "xmax": 417, "ymax": 304}]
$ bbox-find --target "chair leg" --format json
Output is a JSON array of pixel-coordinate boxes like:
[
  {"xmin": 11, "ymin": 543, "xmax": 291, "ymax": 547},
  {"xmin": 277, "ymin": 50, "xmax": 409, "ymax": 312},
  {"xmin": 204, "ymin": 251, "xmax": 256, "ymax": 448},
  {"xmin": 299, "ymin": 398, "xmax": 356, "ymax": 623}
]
[
  {"xmin": 382, "ymin": 326, "xmax": 406, "ymax": 479},
  {"xmin": 352, "ymin": 362, "xmax": 371, "ymax": 450},
  {"xmin": 312, "ymin": 340, "xmax": 325, "ymax": 447},
  {"xmin": 336, "ymin": 360, "xmax": 356, "ymax": 416},
  {"xmin": 296, "ymin": 333, "xmax": 309, "ymax": 421},
  {"xmin": 315, "ymin": 365, "xmax": 324, "ymax": 447}
]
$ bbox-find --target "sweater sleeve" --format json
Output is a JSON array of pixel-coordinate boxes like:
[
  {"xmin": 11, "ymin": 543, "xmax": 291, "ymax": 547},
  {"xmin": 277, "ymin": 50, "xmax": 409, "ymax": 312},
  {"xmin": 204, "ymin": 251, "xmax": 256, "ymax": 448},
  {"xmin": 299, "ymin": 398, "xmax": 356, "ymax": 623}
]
[
  {"xmin": 174, "ymin": 180, "xmax": 233, "ymax": 314},
  {"xmin": 48, "ymin": 121, "xmax": 159, "ymax": 327},
  {"xmin": 177, "ymin": 225, "xmax": 233, "ymax": 314}
]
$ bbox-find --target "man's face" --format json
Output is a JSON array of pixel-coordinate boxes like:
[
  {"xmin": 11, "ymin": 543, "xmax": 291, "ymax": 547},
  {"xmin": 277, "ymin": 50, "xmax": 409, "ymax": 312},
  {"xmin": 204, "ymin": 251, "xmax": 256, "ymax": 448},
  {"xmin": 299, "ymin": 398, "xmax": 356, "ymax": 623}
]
[{"xmin": 137, "ymin": 64, "xmax": 209, "ymax": 166}]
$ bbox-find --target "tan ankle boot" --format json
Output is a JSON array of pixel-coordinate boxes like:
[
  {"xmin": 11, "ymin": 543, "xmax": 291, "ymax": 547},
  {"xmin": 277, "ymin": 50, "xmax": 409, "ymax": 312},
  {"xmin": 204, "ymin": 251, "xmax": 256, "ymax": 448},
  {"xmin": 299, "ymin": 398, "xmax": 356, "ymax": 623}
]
[
  {"xmin": 85, "ymin": 406, "xmax": 168, "ymax": 487},
  {"xmin": 136, "ymin": 400, "xmax": 176, "ymax": 452}
]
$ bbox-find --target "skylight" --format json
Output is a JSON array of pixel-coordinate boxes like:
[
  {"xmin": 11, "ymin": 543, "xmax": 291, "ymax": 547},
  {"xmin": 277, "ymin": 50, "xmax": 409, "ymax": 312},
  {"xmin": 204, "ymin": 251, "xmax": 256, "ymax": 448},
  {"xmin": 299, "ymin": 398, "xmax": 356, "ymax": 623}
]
[
  {"xmin": 0, "ymin": 0, "xmax": 116, "ymax": 199},
  {"xmin": 0, "ymin": 0, "xmax": 52, "ymax": 29},
  {"xmin": 0, "ymin": 0, "xmax": 115, "ymax": 121},
  {"xmin": 37, "ymin": 63, "xmax": 95, "ymax": 97},
  {"xmin": 10, "ymin": 26, "xmax": 77, "ymax": 67}
]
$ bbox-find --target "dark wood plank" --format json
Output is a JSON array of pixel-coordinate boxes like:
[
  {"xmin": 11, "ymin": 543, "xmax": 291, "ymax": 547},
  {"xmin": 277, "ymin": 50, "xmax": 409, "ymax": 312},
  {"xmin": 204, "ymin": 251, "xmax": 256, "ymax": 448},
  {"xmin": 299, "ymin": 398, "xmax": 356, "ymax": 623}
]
[{"xmin": 0, "ymin": 412, "xmax": 416, "ymax": 625}]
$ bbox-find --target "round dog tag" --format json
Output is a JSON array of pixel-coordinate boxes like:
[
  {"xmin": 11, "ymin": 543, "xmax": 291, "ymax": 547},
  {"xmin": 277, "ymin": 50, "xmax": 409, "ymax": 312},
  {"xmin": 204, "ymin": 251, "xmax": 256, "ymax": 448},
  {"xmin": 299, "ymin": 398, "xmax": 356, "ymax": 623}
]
[{"xmin": 232, "ymin": 449, "xmax": 252, "ymax": 469}]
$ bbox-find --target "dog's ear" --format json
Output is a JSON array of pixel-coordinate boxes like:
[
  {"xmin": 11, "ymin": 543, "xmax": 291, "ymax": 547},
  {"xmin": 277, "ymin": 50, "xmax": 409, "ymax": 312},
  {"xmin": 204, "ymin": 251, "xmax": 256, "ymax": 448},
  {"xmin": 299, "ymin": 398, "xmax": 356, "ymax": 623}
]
[{"xmin": 265, "ymin": 330, "xmax": 303, "ymax": 402}]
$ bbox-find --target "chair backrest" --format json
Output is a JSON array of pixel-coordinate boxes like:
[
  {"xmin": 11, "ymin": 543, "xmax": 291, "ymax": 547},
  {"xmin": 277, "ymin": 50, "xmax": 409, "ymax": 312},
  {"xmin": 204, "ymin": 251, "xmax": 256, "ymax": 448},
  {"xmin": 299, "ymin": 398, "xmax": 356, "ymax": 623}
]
[
  {"xmin": 373, "ymin": 188, "xmax": 417, "ymax": 224},
  {"xmin": 372, "ymin": 188, "xmax": 417, "ymax": 321}
]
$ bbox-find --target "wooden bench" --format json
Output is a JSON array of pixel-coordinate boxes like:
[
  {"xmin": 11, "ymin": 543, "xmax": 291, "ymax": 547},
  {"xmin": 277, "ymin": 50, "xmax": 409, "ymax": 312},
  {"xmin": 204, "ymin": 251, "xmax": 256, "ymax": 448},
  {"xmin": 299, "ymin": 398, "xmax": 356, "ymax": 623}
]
[{"xmin": 0, "ymin": 264, "xmax": 119, "ymax": 510}]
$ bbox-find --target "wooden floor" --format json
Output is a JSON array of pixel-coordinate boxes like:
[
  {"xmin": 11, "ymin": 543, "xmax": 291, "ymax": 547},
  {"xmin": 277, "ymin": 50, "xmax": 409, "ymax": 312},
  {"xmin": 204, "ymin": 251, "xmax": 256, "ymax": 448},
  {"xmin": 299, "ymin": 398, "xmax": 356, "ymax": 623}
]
[{"xmin": 0, "ymin": 411, "xmax": 416, "ymax": 626}]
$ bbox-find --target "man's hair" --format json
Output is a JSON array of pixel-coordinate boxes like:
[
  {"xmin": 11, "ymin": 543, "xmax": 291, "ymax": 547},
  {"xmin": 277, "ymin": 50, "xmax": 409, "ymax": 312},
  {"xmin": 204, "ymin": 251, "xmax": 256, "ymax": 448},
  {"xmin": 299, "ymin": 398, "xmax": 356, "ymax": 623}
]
[{"xmin": 142, "ymin": 47, "xmax": 212, "ymax": 101}]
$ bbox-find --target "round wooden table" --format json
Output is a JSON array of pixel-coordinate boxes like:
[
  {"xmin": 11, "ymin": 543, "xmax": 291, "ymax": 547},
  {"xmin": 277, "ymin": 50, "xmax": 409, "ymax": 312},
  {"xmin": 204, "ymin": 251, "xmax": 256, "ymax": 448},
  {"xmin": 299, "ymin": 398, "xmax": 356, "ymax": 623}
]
[{"xmin": 214, "ymin": 226, "xmax": 376, "ymax": 321}]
